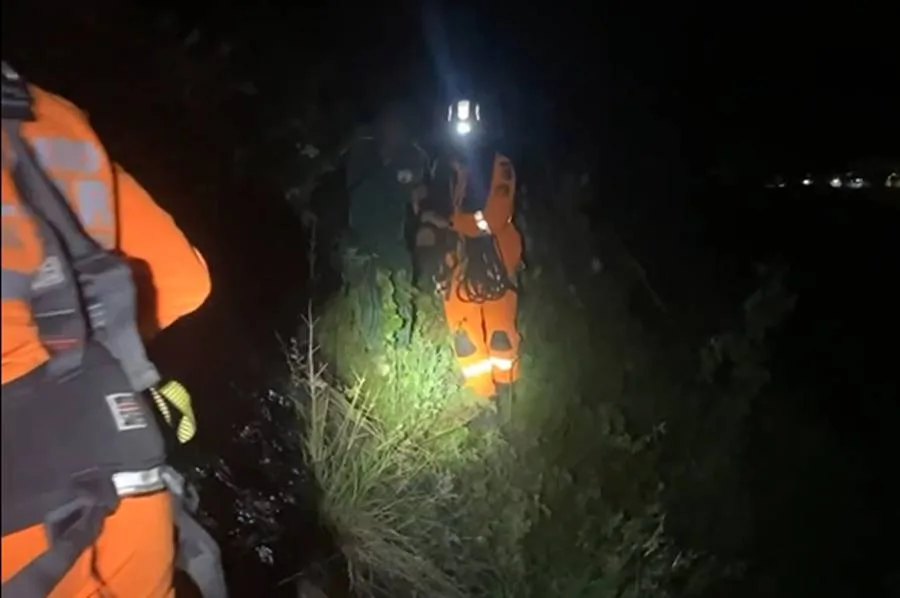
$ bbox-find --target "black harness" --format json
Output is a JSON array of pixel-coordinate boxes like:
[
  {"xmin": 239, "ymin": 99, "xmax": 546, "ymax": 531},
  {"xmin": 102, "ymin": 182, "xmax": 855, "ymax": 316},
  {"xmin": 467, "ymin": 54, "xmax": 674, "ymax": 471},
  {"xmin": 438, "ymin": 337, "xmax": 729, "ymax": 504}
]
[{"xmin": 1, "ymin": 62, "xmax": 227, "ymax": 598}]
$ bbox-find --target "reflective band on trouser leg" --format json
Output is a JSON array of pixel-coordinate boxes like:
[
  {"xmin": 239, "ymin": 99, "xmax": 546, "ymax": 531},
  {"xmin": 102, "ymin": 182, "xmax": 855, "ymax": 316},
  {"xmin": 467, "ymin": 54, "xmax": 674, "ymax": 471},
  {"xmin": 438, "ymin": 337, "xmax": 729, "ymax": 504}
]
[
  {"xmin": 490, "ymin": 356, "xmax": 514, "ymax": 374},
  {"xmin": 490, "ymin": 353, "xmax": 518, "ymax": 385},
  {"xmin": 487, "ymin": 223, "xmax": 521, "ymax": 384},
  {"xmin": 453, "ymin": 327, "xmax": 495, "ymax": 398},
  {"xmin": 484, "ymin": 290, "xmax": 520, "ymax": 385},
  {"xmin": 460, "ymin": 356, "xmax": 496, "ymax": 397},
  {"xmin": 443, "ymin": 265, "xmax": 496, "ymax": 398}
]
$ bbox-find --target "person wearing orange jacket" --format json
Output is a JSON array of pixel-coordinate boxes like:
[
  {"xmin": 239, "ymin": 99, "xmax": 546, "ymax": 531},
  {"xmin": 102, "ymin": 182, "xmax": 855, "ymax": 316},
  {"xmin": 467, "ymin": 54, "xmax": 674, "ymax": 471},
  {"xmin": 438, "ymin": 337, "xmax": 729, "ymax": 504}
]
[
  {"xmin": 418, "ymin": 99, "xmax": 523, "ymax": 426},
  {"xmin": 1, "ymin": 63, "xmax": 226, "ymax": 597}
]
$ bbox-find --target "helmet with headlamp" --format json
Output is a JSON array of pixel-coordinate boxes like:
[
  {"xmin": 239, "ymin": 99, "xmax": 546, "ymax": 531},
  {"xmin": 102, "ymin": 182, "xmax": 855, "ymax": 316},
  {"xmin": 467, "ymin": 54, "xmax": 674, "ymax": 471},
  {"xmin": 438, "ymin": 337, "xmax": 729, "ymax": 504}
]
[{"xmin": 447, "ymin": 98, "xmax": 481, "ymax": 139}]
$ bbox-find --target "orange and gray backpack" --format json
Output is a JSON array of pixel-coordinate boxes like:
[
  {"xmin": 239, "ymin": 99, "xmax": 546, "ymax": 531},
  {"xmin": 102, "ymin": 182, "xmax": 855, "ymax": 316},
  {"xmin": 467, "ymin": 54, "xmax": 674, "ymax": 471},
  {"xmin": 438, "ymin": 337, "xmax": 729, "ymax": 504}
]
[{"xmin": 1, "ymin": 62, "xmax": 227, "ymax": 598}]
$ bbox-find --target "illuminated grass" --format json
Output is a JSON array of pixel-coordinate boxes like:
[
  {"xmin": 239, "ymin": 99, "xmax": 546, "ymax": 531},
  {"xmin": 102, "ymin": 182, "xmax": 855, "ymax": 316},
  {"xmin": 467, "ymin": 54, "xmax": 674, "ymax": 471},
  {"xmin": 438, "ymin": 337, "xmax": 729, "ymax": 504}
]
[
  {"xmin": 274, "ymin": 159, "xmax": 799, "ymax": 595},
  {"xmin": 287, "ymin": 255, "xmax": 710, "ymax": 597},
  {"xmin": 288, "ymin": 343, "xmax": 467, "ymax": 597},
  {"xmin": 289, "ymin": 298, "xmax": 505, "ymax": 597}
]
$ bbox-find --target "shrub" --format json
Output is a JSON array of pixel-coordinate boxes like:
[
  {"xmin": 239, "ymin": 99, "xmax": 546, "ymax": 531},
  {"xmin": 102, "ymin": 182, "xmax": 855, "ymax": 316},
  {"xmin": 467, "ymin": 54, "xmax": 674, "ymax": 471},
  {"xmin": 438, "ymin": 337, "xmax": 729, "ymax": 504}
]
[
  {"xmin": 286, "ymin": 246, "xmax": 714, "ymax": 597},
  {"xmin": 284, "ymin": 167, "xmax": 791, "ymax": 597}
]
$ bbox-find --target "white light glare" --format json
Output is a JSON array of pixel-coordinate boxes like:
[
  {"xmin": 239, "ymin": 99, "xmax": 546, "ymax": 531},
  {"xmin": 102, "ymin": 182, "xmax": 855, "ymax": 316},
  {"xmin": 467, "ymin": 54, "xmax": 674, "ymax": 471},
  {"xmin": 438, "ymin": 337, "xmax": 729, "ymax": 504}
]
[
  {"xmin": 457, "ymin": 100, "xmax": 471, "ymax": 121},
  {"xmin": 456, "ymin": 121, "xmax": 472, "ymax": 135},
  {"xmin": 802, "ymin": 178, "xmax": 813, "ymax": 186},
  {"xmin": 829, "ymin": 177, "xmax": 842, "ymax": 188}
]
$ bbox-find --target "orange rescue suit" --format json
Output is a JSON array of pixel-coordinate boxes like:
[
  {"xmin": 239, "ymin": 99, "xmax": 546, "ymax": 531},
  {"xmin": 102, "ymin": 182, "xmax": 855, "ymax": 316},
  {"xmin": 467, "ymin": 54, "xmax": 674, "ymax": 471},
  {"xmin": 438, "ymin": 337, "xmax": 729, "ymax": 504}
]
[
  {"xmin": 2, "ymin": 86, "xmax": 211, "ymax": 597},
  {"xmin": 443, "ymin": 151, "xmax": 522, "ymax": 398}
]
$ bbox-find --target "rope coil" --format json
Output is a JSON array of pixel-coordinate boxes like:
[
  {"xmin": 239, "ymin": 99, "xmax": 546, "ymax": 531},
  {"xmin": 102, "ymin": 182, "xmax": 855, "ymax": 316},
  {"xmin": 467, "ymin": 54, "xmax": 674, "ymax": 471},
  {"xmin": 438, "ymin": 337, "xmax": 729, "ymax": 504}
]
[{"xmin": 452, "ymin": 233, "xmax": 515, "ymax": 304}]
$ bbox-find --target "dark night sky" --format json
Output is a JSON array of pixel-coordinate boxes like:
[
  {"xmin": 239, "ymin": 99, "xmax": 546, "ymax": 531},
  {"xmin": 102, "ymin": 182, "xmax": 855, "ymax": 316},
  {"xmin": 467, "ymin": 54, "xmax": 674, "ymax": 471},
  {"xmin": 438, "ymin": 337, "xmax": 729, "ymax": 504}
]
[
  {"xmin": 354, "ymin": 1, "xmax": 898, "ymax": 172},
  {"xmin": 3, "ymin": 6, "xmax": 899, "ymax": 596},
  {"xmin": 4, "ymin": 0, "xmax": 898, "ymax": 173}
]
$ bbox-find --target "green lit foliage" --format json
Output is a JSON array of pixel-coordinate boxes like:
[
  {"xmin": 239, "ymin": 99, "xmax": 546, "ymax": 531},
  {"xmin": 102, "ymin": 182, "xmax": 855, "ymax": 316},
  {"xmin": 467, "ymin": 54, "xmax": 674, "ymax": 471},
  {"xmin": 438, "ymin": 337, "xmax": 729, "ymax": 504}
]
[{"xmin": 286, "ymin": 178, "xmax": 795, "ymax": 597}]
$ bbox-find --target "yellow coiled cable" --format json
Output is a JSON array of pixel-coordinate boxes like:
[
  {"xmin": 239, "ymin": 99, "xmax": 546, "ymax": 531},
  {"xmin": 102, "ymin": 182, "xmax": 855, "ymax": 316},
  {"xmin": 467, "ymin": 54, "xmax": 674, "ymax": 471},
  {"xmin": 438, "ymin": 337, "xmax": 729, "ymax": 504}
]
[{"xmin": 150, "ymin": 380, "xmax": 197, "ymax": 444}]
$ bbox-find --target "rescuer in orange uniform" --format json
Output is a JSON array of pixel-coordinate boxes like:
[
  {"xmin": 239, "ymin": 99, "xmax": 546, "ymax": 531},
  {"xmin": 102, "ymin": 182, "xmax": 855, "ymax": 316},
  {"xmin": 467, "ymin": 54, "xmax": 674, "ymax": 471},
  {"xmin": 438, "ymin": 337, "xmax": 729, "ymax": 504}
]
[
  {"xmin": 1, "ymin": 63, "xmax": 226, "ymax": 597},
  {"xmin": 419, "ymin": 99, "xmax": 523, "ymax": 418}
]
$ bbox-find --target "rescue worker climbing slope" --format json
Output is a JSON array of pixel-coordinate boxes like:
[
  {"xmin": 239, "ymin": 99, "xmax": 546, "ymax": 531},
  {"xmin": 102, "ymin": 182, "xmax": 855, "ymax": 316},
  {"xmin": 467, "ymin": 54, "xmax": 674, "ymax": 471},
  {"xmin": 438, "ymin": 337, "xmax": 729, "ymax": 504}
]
[
  {"xmin": 1, "ymin": 63, "xmax": 226, "ymax": 597},
  {"xmin": 421, "ymin": 99, "xmax": 523, "ymax": 411},
  {"xmin": 340, "ymin": 104, "xmax": 430, "ymax": 349}
]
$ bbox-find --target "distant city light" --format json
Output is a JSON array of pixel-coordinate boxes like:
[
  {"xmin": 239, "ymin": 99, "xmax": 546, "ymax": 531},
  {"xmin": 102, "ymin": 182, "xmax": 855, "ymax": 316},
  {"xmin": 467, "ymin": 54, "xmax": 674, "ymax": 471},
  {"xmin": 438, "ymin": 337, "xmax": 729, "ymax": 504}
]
[{"xmin": 887, "ymin": 173, "xmax": 899, "ymax": 188}]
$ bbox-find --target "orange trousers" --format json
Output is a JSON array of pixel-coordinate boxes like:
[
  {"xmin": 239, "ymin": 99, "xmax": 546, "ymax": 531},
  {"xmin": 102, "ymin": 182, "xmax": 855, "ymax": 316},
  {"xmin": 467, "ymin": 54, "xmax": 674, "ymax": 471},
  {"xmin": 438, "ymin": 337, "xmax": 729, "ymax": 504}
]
[
  {"xmin": 1, "ymin": 491, "xmax": 176, "ymax": 598},
  {"xmin": 443, "ymin": 224, "xmax": 522, "ymax": 398}
]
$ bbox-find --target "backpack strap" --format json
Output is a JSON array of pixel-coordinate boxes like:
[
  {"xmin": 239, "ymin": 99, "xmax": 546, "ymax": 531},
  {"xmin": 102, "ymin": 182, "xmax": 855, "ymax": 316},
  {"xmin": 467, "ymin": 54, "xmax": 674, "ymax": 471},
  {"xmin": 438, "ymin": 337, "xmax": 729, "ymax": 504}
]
[
  {"xmin": 1, "ymin": 66, "xmax": 160, "ymax": 391},
  {"xmin": 1, "ymin": 66, "xmax": 227, "ymax": 598}
]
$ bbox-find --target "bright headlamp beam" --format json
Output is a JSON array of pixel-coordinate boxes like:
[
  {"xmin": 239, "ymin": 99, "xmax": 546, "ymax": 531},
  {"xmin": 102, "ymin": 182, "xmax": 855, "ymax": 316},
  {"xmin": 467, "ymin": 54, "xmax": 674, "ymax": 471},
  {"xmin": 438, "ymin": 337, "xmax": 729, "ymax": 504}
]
[{"xmin": 457, "ymin": 100, "xmax": 471, "ymax": 121}]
